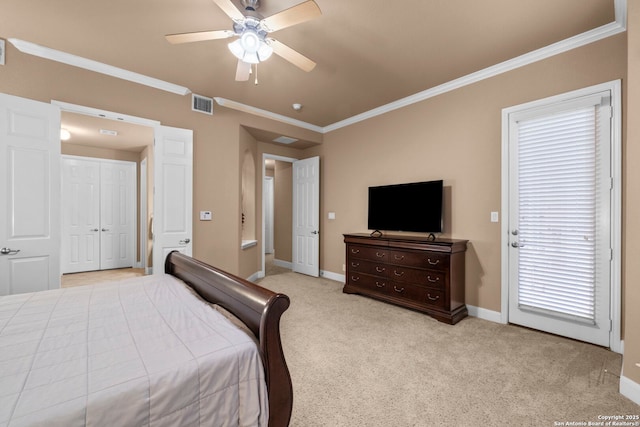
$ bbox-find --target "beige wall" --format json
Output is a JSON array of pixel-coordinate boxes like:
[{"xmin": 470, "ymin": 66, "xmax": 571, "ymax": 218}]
[
  {"xmin": 623, "ymin": 0, "xmax": 640, "ymax": 386},
  {"xmin": 314, "ymin": 34, "xmax": 627, "ymax": 313}
]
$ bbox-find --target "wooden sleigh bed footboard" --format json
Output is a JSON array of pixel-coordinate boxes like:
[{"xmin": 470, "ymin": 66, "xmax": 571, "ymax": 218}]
[{"xmin": 165, "ymin": 251, "xmax": 293, "ymax": 427}]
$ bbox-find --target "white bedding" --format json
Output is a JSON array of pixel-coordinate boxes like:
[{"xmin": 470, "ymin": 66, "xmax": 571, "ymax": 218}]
[{"xmin": 0, "ymin": 274, "xmax": 268, "ymax": 427}]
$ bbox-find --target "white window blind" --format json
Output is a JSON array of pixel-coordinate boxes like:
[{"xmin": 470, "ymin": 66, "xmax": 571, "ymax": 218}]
[{"xmin": 516, "ymin": 98, "xmax": 607, "ymax": 323}]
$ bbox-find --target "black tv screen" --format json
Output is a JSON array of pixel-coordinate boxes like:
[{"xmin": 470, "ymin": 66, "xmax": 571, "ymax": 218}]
[{"xmin": 368, "ymin": 180, "xmax": 443, "ymax": 233}]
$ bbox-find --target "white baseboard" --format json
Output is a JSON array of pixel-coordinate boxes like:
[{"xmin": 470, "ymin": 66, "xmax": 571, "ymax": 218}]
[
  {"xmin": 620, "ymin": 374, "xmax": 640, "ymax": 406},
  {"xmin": 466, "ymin": 305, "xmax": 503, "ymax": 324},
  {"xmin": 321, "ymin": 270, "xmax": 344, "ymax": 282},
  {"xmin": 273, "ymin": 259, "xmax": 292, "ymax": 269},
  {"xmin": 246, "ymin": 271, "xmax": 262, "ymax": 282}
]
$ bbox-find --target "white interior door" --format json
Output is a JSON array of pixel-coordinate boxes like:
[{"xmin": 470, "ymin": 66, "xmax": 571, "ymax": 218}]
[
  {"xmin": 62, "ymin": 157, "xmax": 101, "ymax": 273},
  {"xmin": 292, "ymin": 156, "xmax": 320, "ymax": 277},
  {"xmin": 0, "ymin": 93, "xmax": 61, "ymax": 295},
  {"xmin": 62, "ymin": 157, "xmax": 135, "ymax": 273},
  {"xmin": 505, "ymin": 89, "xmax": 613, "ymax": 347},
  {"xmin": 100, "ymin": 161, "xmax": 136, "ymax": 270},
  {"xmin": 153, "ymin": 125, "xmax": 193, "ymax": 273}
]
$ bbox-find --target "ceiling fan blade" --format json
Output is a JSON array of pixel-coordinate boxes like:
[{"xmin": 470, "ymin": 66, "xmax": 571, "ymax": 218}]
[
  {"xmin": 166, "ymin": 30, "xmax": 234, "ymax": 44},
  {"xmin": 261, "ymin": 0, "xmax": 321, "ymax": 32},
  {"xmin": 271, "ymin": 39, "xmax": 316, "ymax": 72},
  {"xmin": 211, "ymin": 0, "xmax": 245, "ymax": 21},
  {"xmin": 235, "ymin": 60, "xmax": 251, "ymax": 81}
]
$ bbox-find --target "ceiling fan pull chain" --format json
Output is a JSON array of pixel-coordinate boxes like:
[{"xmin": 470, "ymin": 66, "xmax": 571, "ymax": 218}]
[{"xmin": 254, "ymin": 63, "xmax": 259, "ymax": 85}]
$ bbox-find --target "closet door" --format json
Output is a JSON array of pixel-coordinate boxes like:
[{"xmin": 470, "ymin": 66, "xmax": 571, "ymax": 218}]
[
  {"xmin": 61, "ymin": 157, "xmax": 101, "ymax": 274},
  {"xmin": 100, "ymin": 161, "xmax": 135, "ymax": 270}
]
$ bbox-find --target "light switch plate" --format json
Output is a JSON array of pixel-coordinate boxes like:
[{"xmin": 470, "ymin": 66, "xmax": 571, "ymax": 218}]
[
  {"xmin": 328, "ymin": 212, "xmax": 336, "ymax": 220},
  {"xmin": 200, "ymin": 210, "xmax": 212, "ymax": 221},
  {"xmin": 491, "ymin": 211, "xmax": 499, "ymax": 222},
  {"xmin": 0, "ymin": 39, "xmax": 5, "ymax": 65}
]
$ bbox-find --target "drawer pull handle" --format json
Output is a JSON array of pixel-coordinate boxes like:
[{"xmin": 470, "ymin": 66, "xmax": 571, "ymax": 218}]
[
  {"xmin": 375, "ymin": 281, "xmax": 386, "ymax": 288},
  {"xmin": 351, "ymin": 276, "xmax": 360, "ymax": 282},
  {"xmin": 394, "ymin": 254, "xmax": 405, "ymax": 260},
  {"xmin": 351, "ymin": 262, "xmax": 360, "ymax": 268},
  {"xmin": 375, "ymin": 266, "xmax": 386, "ymax": 273},
  {"xmin": 394, "ymin": 270, "xmax": 404, "ymax": 277},
  {"xmin": 427, "ymin": 258, "xmax": 440, "ymax": 265},
  {"xmin": 376, "ymin": 252, "xmax": 385, "ymax": 258},
  {"xmin": 393, "ymin": 286, "xmax": 405, "ymax": 293},
  {"xmin": 351, "ymin": 248, "xmax": 360, "ymax": 254},
  {"xmin": 427, "ymin": 294, "xmax": 440, "ymax": 301},
  {"xmin": 427, "ymin": 276, "xmax": 439, "ymax": 283}
]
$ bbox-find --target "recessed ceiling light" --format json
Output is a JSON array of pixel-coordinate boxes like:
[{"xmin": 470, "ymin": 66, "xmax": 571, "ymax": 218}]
[{"xmin": 273, "ymin": 136, "xmax": 298, "ymax": 144}]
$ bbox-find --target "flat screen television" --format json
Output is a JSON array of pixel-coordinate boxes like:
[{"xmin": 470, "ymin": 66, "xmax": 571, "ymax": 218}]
[{"xmin": 367, "ymin": 180, "xmax": 443, "ymax": 233}]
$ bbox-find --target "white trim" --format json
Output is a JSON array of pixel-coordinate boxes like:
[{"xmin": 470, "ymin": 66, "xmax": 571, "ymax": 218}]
[
  {"xmin": 9, "ymin": 38, "xmax": 191, "ymax": 96},
  {"xmin": 321, "ymin": 270, "xmax": 344, "ymax": 283},
  {"xmin": 501, "ymin": 80, "xmax": 623, "ymax": 352},
  {"xmin": 52, "ymin": 101, "xmax": 161, "ymax": 127},
  {"xmin": 466, "ymin": 305, "xmax": 503, "ymax": 324},
  {"xmin": 214, "ymin": 97, "xmax": 323, "ymax": 133},
  {"xmin": 620, "ymin": 375, "xmax": 640, "ymax": 406},
  {"xmin": 241, "ymin": 239, "xmax": 258, "ymax": 249},
  {"xmin": 246, "ymin": 271, "xmax": 262, "ymax": 282}
]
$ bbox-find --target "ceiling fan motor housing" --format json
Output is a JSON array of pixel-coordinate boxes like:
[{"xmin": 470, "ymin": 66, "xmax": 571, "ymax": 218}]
[{"xmin": 241, "ymin": 0, "xmax": 260, "ymax": 11}]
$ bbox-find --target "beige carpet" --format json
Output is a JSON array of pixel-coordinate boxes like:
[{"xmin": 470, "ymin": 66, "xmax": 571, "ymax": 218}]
[{"xmin": 256, "ymin": 271, "xmax": 639, "ymax": 426}]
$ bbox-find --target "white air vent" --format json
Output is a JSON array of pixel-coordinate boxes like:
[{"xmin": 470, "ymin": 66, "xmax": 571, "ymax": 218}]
[
  {"xmin": 273, "ymin": 136, "xmax": 298, "ymax": 144},
  {"xmin": 192, "ymin": 94, "xmax": 214, "ymax": 115}
]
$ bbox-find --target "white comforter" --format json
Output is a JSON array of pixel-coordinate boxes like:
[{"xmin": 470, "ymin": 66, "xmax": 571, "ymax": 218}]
[{"xmin": 0, "ymin": 274, "xmax": 268, "ymax": 427}]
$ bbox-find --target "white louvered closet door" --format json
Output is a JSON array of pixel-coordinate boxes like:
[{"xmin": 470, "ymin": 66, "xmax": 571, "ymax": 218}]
[{"xmin": 508, "ymin": 92, "xmax": 612, "ymax": 347}]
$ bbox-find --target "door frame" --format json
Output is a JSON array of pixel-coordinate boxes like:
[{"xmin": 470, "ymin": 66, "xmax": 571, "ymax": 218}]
[
  {"xmin": 53, "ymin": 100, "xmax": 193, "ymax": 275},
  {"xmin": 500, "ymin": 80, "xmax": 622, "ymax": 353},
  {"xmin": 261, "ymin": 153, "xmax": 298, "ymax": 278}
]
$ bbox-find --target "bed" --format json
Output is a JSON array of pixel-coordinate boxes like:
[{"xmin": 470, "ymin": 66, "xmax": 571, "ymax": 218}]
[{"xmin": 0, "ymin": 251, "xmax": 293, "ymax": 427}]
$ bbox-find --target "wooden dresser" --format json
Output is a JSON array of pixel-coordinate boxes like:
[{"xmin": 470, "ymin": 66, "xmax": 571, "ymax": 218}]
[{"xmin": 343, "ymin": 233, "xmax": 468, "ymax": 324}]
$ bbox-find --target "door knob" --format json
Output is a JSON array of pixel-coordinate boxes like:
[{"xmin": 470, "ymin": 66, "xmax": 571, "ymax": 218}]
[
  {"xmin": 0, "ymin": 247, "xmax": 20, "ymax": 255},
  {"xmin": 90, "ymin": 228, "xmax": 99, "ymax": 232},
  {"xmin": 179, "ymin": 238, "xmax": 191, "ymax": 244},
  {"xmin": 511, "ymin": 242, "xmax": 525, "ymax": 248},
  {"xmin": 311, "ymin": 230, "xmax": 319, "ymax": 235},
  {"xmin": 101, "ymin": 228, "xmax": 109, "ymax": 232}
]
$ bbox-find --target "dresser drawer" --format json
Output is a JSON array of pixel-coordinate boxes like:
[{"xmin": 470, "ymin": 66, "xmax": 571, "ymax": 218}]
[
  {"xmin": 389, "ymin": 267, "xmax": 446, "ymax": 289},
  {"xmin": 348, "ymin": 244, "xmax": 388, "ymax": 262},
  {"xmin": 348, "ymin": 259, "xmax": 389, "ymax": 277},
  {"xmin": 347, "ymin": 272, "xmax": 391, "ymax": 295},
  {"xmin": 389, "ymin": 283, "xmax": 446, "ymax": 309},
  {"xmin": 389, "ymin": 250, "xmax": 448, "ymax": 270}
]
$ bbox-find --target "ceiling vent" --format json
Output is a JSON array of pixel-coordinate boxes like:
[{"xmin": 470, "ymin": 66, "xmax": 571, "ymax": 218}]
[{"xmin": 192, "ymin": 94, "xmax": 214, "ymax": 115}]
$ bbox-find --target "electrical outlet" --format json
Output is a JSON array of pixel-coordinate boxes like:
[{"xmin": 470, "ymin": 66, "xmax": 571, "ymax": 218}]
[{"xmin": 199, "ymin": 210, "xmax": 212, "ymax": 221}]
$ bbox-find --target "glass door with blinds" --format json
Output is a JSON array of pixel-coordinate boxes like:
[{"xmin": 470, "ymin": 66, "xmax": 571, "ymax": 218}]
[{"xmin": 506, "ymin": 89, "xmax": 612, "ymax": 347}]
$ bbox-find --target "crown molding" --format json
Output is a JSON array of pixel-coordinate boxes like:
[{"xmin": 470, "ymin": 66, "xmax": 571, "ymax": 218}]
[
  {"xmin": 213, "ymin": 97, "xmax": 324, "ymax": 133},
  {"xmin": 323, "ymin": 2, "xmax": 626, "ymax": 133},
  {"xmin": 8, "ymin": 38, "xmax": 191, "ymax": 96}
]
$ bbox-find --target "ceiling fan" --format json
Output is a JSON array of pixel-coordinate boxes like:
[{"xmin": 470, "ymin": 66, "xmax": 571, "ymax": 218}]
[{"xmin": 166, "ymin": 0, "xmax": 321, "ymax": 81}]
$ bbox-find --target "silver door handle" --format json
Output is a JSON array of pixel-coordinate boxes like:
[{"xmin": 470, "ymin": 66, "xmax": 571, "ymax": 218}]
[
  {"xmin": 180, "ymin": 238, "xmax": 191, "ymax": 244},
  {"xmin": 311, "ymin": 230, "xmax": 319, "ymax": 235},
  {"xmin": 0, "ymin": 247, "xmax": 20, "ymax": 255},
  {"xmin": 91, "ymin": 228, "xmax": 99, "ymax": 232},
  {"xmin": 101, "ymin": 228, "xmax": 109, "ymax": 232},
  {"xmin": 511, "ymin": 242, "xmax": 525, "ymax": 248}
]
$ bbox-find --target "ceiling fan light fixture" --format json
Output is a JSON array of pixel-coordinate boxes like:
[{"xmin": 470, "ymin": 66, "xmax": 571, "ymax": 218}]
[{"xmin": 257, "ymin": 41, "xmax": 273, "ymax": 61}]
